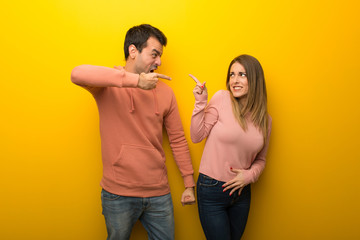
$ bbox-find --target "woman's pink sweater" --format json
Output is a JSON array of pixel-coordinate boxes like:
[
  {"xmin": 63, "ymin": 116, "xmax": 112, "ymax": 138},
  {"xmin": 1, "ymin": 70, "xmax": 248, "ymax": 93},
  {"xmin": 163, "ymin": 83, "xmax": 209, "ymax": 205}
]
[{"xmin": 191, "ymin": 90, "xmax": 271, "ymax": 184}]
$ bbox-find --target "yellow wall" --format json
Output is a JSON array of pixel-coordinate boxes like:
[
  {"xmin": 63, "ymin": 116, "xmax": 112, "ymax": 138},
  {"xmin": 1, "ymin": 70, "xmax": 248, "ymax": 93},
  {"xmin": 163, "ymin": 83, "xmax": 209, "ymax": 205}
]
[{"xmin": 1, "ymin": 0, "xmax": 360, "ymax": 239}]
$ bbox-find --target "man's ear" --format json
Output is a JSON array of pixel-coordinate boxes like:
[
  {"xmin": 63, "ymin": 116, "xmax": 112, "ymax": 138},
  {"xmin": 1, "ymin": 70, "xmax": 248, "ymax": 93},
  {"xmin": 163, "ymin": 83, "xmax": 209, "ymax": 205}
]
[{"xmin": 129, "ymin": 44, "xmax": 137, "ymax": 59}]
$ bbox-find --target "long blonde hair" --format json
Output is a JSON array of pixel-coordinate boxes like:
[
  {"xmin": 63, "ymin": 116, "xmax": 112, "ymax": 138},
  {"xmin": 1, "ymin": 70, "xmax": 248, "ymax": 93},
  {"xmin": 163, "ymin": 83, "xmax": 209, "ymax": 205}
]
[{"xmin": 226, "ymin": 54, "xmax": 269, "ymax": 142}]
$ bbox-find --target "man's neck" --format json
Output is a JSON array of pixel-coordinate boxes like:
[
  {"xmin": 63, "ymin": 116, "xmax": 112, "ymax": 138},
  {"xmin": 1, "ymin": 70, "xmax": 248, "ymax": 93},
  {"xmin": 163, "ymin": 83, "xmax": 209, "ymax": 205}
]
[{"xmin": 124, "ymin": 61, "xmax": 137, "ymax": 74}]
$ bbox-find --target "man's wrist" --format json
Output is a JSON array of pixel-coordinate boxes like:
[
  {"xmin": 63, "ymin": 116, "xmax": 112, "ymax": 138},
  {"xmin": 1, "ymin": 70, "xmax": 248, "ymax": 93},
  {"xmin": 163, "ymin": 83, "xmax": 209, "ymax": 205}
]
[
  {"xmin": 137, "ymin": 74, "xmax": 140, "ymax": 87},
  {"xmin": 138, "ymin": 72, "xmax": 145, "ymax": 88}
]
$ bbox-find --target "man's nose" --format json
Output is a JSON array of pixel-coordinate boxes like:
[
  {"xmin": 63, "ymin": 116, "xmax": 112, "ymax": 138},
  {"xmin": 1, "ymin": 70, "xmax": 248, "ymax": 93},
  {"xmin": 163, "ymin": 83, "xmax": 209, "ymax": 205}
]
[{"xmin": 155, "ymin": 56, "xmax": 162, "ymax": 66}]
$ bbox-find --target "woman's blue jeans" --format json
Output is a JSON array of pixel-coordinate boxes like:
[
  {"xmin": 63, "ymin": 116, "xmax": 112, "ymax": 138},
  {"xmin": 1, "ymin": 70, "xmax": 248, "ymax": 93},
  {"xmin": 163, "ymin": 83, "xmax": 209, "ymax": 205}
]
[
  {"xmin": 197, "ymin": 173, "xmax": 251, "ymax": 240},
  {"xmin": 101, "ymin": 189, "xmax": 174, "ymax": 240}
]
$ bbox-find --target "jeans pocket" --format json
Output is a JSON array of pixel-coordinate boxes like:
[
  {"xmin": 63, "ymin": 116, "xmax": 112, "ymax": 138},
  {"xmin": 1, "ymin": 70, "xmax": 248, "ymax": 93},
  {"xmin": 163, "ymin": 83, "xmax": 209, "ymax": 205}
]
[
  {"xmin": 198, "ymin": 174, "xmax": 219, "ymax": 187},
  {"xmin": 101, "ymin": 189, "xmax": 121, "ymax": 201}
]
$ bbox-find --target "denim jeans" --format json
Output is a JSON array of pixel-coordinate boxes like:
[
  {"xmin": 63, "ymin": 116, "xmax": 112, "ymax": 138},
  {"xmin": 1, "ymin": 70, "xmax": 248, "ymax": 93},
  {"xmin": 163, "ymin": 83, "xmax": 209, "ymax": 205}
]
[
  {"xmin": 101, "ymin": 189, "xmax": 174, "ymax": 240},
  {"xmin": 197, "ymin": 173, "xmax": 251, "ymax": 240}
]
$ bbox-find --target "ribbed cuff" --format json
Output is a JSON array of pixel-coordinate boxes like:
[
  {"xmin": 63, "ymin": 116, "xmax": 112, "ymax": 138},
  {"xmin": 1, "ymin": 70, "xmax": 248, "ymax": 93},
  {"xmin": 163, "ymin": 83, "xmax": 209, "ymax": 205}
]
[
  {"xmin": 183, "ymin": 174, "xmax": 196, "ymax": 188},
  {"xmin": 194, "ymin": 93, "xmax": 208, "ymax": 102},
  {"xmin": 121, "ymin": 72, "xmax": 139, "ymax": 88}
]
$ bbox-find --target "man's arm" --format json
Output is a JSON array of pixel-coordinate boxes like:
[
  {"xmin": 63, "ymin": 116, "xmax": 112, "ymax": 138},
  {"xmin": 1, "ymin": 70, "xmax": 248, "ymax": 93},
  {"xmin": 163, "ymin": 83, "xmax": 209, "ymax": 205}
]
[
  {"xmin": 71, "ymin": 65, "xmax": 171, "ymax": 94},
  {"xmin": 164, "ymin": 90, "xmax": 196, "ymax": 205},
  {"xmin": 71, "ymin": 65, "xmax": 139, "ymax": 94}
]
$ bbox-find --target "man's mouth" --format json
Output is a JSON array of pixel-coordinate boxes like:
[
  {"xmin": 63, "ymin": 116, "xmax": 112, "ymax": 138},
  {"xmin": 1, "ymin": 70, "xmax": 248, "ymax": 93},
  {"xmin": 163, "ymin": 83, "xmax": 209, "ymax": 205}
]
[{"xmin": 150, "ymin": 66, "xmax": 157, "ymax": 73}]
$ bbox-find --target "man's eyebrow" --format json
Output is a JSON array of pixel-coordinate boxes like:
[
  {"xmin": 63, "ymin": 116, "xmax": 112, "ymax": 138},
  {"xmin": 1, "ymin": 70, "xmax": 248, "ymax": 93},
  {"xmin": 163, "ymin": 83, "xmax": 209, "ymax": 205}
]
[{"xmin": 152, "ymin": 49, "xmax": 162, "ymax": 56}]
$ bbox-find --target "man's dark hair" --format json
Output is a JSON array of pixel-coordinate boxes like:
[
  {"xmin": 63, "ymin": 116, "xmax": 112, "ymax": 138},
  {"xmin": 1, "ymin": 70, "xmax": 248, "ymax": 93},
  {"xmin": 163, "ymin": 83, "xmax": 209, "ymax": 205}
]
[{"xmin": 124, "ymin": 24, "xmax": 167, "ymax": 60}]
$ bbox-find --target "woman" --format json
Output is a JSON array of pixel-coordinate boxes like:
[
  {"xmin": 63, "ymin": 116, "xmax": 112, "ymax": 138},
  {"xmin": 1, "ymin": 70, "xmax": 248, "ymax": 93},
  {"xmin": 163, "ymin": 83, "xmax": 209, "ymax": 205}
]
[{"xmin": 190, "ymin": 54, "xmax": 272, "ymax": 240}]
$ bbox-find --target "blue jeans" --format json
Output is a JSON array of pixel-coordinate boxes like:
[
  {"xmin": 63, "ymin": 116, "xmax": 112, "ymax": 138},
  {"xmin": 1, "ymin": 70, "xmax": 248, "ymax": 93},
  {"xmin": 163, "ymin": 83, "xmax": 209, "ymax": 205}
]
[
  {"xmin": 197, "ymin": 173, "xmax": 251, "ymax": 240},
  {"xmin": 101, "ymin": 189, "xmax": 174, "ymax": 240}
]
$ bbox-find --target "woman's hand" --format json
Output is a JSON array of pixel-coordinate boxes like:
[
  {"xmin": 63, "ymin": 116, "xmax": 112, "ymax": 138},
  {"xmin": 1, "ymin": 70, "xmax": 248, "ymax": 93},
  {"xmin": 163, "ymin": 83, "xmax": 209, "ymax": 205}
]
[
  {"xmin": 222, "ymin": 168, "xmax": 247, "ymax": 196},
  {"xmin": 189, "ymin": 74, "xmax": 207, "ymax": 96}
]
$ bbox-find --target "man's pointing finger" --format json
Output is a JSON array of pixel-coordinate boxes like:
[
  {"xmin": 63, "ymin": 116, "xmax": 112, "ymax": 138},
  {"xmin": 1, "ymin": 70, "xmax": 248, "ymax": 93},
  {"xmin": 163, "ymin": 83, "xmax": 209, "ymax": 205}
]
[{"xmin": 156, "ymin": 73, "xmax": 171, "ymax": 80}]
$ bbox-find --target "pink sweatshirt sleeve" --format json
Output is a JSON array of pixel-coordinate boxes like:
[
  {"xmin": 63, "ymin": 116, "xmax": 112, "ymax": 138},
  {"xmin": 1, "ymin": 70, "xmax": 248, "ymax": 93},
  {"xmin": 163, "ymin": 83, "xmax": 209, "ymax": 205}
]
[
  {"xmin": 71, "ymin": 65, "xmax": 139, "ymax": 93},
  {"xmin": 164, "ymin": 91, "xmax": 195, "ymax": 188},
  {"xmin": 242, "ymin": 116, "xmax": 272, "ymax": 184},
  {"xmin": 190, "ymin": 92, "xmax": 220, "ymax": 143}
]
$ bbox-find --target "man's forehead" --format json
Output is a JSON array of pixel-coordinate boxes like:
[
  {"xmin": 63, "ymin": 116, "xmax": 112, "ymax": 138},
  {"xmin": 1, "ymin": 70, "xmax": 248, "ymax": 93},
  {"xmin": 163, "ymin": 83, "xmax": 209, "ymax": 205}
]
[{"xmin": 146, "ymin": 37, "xmax": 163, "ymax": 52}]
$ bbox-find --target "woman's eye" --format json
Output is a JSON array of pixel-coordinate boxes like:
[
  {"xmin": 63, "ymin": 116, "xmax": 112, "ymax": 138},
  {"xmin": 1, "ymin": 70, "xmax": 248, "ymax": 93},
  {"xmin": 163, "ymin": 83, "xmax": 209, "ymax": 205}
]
[
  {"xmin": 230, "ymin": 73, "xmax": 235, "ymax": 77},
  {"xmin": 240, "ymin": 72, "xmax": 247, "ymax": 77}
]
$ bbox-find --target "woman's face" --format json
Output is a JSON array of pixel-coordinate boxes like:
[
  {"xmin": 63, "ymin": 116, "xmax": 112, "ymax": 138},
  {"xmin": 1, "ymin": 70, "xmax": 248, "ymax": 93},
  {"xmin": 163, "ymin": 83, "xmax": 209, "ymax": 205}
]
[{"xmin": 229, "ymin": 62, "xmax": 248, "ymax": 99}]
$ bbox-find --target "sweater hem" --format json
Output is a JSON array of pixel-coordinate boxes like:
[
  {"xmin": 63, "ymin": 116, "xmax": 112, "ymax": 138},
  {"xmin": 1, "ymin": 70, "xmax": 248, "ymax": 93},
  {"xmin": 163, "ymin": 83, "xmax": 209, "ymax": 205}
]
[{"xmin": 100, "ymin": 179, "xmax": 171, "ymax": 198}]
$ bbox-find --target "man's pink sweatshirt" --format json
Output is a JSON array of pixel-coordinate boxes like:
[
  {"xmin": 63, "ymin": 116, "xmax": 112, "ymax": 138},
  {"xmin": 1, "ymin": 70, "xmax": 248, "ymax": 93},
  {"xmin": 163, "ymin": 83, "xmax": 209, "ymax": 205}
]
[{"xmin": 71, "ymin": 65, "xmax": 195, "ymax": 197}]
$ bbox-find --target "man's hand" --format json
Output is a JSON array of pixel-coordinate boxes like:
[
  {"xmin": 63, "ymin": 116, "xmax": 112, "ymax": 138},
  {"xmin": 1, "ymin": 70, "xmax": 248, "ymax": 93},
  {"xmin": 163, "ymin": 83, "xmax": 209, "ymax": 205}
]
[
  {"xmin": 113, "ymin": 66, "xmax": 171, "ymax": 90},
  {"xmin": 181, "ymin": 187, "xmax": 196, "ymax": 206},
  {"xmin": 138, "ymin": 72, "xmax": 171, "ymax": 90}
]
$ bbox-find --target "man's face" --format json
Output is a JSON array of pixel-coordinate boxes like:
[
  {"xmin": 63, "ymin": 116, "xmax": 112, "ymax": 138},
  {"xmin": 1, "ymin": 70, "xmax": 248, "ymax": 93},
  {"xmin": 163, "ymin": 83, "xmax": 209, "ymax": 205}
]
[{"xmin": 134, "ymin": 37, "xmax": 163, "ymax": 74}]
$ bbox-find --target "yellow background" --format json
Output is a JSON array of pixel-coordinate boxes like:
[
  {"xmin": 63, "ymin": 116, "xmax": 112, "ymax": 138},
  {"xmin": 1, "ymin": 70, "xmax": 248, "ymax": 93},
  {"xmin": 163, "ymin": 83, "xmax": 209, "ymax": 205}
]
[{"xmin": 1, "ymin": 0, "xmax": 360, "ymax": 239}]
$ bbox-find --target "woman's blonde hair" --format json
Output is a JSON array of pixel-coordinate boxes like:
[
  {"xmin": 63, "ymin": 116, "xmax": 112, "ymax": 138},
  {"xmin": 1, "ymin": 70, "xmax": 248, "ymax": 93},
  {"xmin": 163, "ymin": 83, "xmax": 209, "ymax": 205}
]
[{"xmin": 226, "ymin": 54, "xmax": 269, "ymax": 142}]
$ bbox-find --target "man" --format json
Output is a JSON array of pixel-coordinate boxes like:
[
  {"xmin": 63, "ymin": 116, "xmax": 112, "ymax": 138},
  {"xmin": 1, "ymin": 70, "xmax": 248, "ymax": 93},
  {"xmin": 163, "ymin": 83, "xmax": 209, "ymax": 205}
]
[{"xmin": 71, "ymin": 24, "xmax": 195, "ymax": 240}]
